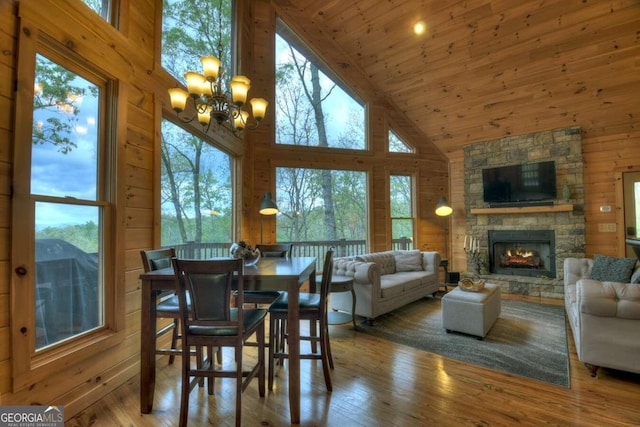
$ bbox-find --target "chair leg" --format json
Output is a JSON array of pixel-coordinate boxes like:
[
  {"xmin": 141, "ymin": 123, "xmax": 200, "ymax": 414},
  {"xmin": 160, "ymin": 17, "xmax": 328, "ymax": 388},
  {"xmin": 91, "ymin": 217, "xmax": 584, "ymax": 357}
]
[
  {"xmin": 216, "ymin": 346, "xmax": 223, "ymax": 365},
  {"xmin": 206, "ymin": 345, "xmax": 214, "ymax": 393},
  {"xmin": 319, "ymin": 318, "xmax": 333, "ymax": 391},
  {"xmin": 322, "ymin": 313, "xmax": 334, "ymax": 369},
  {"xmin": 257, "ymin": 321, "xmax": 266, "ymax": 397},
  {"xmin": 268, "ymin": 316, "xmax": 277, "ymax": 391},
  {"xmin": 235, "ymin": 342, "xmax": 243, "ymax": 427},
  {"xmin": 179, "ymin": 344, "xmax": 191, "ymax": 427},
  {"xmin": 168, "ymin": 318, "xmax": 179, "ymax": 365},
  {"xmin": 310, "ymin": 317, "xmax": 318, "ymax": 353},
  {"xmin": 195, "ymin": 346, "xmax": 205, "ymax": 388}
]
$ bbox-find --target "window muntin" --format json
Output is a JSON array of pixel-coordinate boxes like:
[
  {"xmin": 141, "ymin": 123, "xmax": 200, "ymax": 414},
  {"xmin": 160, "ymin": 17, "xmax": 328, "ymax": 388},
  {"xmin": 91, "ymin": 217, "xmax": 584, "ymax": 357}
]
[
  {"xmin": 275, "ymin": 167, "xmax": 367, "ymax": 244},
  {"xmin": 275, "ymin": 28, "xmax": 365, "ymax": 150},
  {"xmin": 390, "ymin": 174, "xmax": 414, "ymax": 249},
  {"xmin": 160, "ymin": 119, "xmax": 233, "ymax": 258},
  {"xmin": 29, "ymin": 53, "xmax": 107, "ymax": 351},
  {"xmin": 389, "ymin": 129, "xmax": 415, "ymax": 153}
]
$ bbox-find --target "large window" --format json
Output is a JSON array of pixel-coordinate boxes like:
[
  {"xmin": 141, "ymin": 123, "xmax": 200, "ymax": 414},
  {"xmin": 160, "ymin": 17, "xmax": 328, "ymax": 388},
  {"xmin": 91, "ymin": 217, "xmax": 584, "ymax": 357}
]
[
  {"xmin": 161, "ymin": 0, "xmax": 235, "ymax": 258},
  {"xmin": 275, "ymin": 23, "xmax": 365, "ymax": 150},
  {"xmin": 12, "ymin": 36, "xmax": 120, "ymax": 388},
  {"xmin": 30, "ymin": 54, "xmax": 106, "ymax": 350},
  {"xmin": 390, "ymin": 174, "xmax": 415, "ymax": 249},
  {"xmin": 276, "ymin": 167, "xmax": 367, "ymax": 245},
  {"xmin": 160, "ymin": 120, "xmax": 233, "ymax": 257}
]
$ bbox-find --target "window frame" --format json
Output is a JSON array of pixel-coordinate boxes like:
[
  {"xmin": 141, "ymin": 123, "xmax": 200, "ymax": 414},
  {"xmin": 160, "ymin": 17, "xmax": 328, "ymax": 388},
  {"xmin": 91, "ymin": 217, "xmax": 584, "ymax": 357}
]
[{"xmin": 10, "ymin": 26, "xmax": 125, "ymax": 392}]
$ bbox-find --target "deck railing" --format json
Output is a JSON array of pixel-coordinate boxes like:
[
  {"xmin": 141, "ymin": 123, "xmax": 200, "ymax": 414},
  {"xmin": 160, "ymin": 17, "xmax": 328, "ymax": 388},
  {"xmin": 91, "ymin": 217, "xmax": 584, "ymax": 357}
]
[{"xmin": 172, "ymin": 237, "xmax": 413, "ymax": 270}]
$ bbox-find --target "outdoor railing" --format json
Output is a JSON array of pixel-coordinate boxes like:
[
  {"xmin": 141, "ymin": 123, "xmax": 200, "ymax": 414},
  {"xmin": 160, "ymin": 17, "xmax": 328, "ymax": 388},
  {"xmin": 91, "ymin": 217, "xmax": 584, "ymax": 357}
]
[{"xmin": 173, "ymin": 237, "xmax": 413, "ymax": 271}]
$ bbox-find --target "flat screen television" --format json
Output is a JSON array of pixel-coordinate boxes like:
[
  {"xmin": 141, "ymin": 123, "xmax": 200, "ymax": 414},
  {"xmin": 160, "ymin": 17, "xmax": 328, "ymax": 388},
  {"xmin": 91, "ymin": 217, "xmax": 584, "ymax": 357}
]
[{"xmin": 482, "ymin": 161, "xmax": 557, "ymax": 205}]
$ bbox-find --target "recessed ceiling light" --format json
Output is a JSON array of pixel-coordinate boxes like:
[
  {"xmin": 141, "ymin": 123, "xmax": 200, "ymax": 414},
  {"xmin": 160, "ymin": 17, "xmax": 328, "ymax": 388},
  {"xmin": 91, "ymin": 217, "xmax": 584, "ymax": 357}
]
[{"xmin": 414, "ymin": 20, "xmax": 426, "ymax": 35}]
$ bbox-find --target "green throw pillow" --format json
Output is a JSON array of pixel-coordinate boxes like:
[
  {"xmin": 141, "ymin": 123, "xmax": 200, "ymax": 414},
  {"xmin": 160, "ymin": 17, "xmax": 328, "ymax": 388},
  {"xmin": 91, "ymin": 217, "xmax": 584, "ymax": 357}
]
[{"xmin": 589, "ymin": 254, "xmax": 636, "ymax": 283}]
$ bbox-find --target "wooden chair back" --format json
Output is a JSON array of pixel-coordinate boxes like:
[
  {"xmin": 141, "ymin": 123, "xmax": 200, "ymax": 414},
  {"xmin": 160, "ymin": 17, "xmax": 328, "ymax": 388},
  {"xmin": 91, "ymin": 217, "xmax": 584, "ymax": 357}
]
[{"xmin": 256, "ymin": 243, "xmax": 293, "ymax": 258}]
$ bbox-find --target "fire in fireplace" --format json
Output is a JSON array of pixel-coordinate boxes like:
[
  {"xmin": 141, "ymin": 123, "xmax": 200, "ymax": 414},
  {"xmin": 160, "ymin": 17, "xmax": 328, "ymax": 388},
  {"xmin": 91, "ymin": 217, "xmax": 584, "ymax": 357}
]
[
  {"xmin": 488, "ymin": 230, "xmax": 555, "ymax": 278},
  {"xmin": 500, "ymin": 247, "xmax": 541, "ymax": 268}
]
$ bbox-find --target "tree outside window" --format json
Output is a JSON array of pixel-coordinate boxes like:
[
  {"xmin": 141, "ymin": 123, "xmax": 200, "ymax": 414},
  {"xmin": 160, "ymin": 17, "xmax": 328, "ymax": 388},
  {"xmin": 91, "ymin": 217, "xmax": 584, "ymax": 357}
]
[
  {"xmin": 160, "ymin": 119, "xmax": 233, "ymax": 256},
  {"xmin": 390, "ymin": 174, "xmax": 415, "ymax": 249},
  {"xmin": 276, "ymin": 167, "xmax": 367, "ymax": 245},
  {"xmin": 275, "ymin": 27, "xmax": 365, "ymax": 150},
  {"xmin": 389, "ymin": 129, "xmax": 415, "ymax": 153},
  {"xmin": 162, "ymin": 0, "xmax": 233, "ymax": 91}
]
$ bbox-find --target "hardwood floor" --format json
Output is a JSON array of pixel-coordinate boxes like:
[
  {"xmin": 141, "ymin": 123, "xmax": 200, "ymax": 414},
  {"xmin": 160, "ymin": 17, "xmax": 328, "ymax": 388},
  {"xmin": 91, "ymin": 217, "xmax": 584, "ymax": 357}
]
[{"xmin": 68, "ymin": 294, "xmax": 640, "ymax": 426}]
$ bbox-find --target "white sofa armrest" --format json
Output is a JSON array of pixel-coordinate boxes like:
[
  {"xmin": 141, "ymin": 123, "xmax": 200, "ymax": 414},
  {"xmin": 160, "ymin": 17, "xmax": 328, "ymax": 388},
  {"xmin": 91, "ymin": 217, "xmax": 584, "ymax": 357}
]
[
  {"xmin": 564, "ymin": 257, "xmax": 593, "ymax": 287},
  {"xmin": 578, "ymin": 279, "xmax": 640, "ymax": 320}
]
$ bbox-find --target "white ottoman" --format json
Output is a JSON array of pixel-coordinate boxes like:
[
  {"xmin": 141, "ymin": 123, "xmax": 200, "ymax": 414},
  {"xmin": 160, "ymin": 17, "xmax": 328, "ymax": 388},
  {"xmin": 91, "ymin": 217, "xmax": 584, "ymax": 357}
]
[{"xmin": 441, "ymin": 283, "xmax": 501, "ymax": 339}]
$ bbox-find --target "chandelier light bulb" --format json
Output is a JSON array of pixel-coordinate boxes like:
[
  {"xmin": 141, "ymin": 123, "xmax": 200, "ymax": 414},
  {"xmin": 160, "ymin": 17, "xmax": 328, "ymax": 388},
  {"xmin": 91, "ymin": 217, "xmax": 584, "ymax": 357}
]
[
  {"xmin": 168, "ymin": 88, "xmax": 188, "ymax": 112},
  {"xmin": 184, "ymin": 72, "xmax": 206, "ymax": 97},
  {"xmin": 250, "ymin": 98, "xmax": 268, "ymax": 122},
  {"xmin": 201, "ymin": 56, "xmax": 222, "ymax": 81},
  {"xmin": 230, "ymin": 75, "xmax": 250, "ymax": 107}
]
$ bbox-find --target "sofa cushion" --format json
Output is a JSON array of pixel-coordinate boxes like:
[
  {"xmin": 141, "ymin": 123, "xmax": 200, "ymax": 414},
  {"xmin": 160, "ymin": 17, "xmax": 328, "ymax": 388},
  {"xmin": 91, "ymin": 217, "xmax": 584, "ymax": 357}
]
[
  {"xmin": 589, "ymin": 254, "xmax": 636, "ymax": 283},
  {"xmin": 379, "ymin": 275, "xmax": 407, "ymax": 298},
  {"xmin": 357, "ymin": 251, "xmax": 396, "ymax": 275},
  {"xmin": 394, "ymin": 250, "xmax": 423, "ymax": 272},
  {"xmin": 393, "ymin": 271, "xmax": 429, "ymax": 290}
]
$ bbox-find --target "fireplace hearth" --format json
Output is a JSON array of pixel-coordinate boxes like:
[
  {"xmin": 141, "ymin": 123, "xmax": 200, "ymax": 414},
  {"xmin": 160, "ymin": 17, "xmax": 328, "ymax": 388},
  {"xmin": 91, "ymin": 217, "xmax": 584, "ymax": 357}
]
[{"xmin": 488, "ymin": 230, "xmax": 555, "ymax": 278}]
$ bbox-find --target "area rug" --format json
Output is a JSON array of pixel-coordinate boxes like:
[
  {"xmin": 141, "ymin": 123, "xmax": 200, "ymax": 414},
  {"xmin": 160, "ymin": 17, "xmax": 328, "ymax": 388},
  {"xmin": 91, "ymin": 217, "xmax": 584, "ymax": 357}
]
[{"xmin": 358, "ymin": 296, "xmax": 570, "ymax": 387}]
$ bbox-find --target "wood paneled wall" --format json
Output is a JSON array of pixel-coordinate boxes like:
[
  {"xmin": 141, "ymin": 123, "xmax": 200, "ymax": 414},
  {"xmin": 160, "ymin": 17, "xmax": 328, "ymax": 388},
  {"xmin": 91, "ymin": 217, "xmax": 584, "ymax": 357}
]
[
  {"xmin": 0, "ymin": 0, "xmax": 637, "ymax": 419},
  {"xmin": 0, "ymin": 0, "xmax": 447, "ymax": 417}
]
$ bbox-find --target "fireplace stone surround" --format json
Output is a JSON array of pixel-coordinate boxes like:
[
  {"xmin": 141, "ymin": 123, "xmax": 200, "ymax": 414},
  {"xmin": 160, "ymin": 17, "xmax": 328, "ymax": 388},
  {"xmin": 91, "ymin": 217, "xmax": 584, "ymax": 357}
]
[{"xmin": 463, "ymin": 126, "xmax": 586, "ymax": 298}]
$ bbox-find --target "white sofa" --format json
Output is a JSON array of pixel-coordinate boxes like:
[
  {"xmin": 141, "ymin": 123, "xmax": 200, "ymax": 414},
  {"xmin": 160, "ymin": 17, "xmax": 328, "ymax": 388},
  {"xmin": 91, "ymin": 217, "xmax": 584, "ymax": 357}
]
[
  {"xmin": 330, "ymin": 250, "xmax": 440, "ymax": 323},
  {"xmin": 563, "ymin": 257, "xmax": 640, "ymax": 376}
]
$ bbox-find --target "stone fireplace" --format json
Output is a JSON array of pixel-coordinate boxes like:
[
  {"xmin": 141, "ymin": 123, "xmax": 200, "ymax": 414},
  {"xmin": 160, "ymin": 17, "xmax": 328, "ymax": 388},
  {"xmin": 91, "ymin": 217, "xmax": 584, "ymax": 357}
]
[
  {"xmin": 463, "ymin": 126, "xmax": 586, "ymax": 298},
  {"xmin": 488, "ymin": 230, "xmax": 555, "ymax": 278}
]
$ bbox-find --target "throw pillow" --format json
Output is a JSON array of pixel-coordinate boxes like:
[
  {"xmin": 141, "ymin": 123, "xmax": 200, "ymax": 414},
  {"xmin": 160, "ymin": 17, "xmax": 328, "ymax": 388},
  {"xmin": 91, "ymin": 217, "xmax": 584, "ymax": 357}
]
[
  {"xmin": 589, "ymin": 254, "xmax": 637, "ymax": 283},
  {"xmin": 630, "ymin": 263, "xmax": 640, "ymax": 284},
  {"xmin": 394, "ymin": 250, "xmax": 423, "ymax": 272}
]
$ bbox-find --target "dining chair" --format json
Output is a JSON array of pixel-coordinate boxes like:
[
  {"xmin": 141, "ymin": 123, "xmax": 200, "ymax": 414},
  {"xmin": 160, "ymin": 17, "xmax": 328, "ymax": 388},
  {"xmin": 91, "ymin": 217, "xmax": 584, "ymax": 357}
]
[
  {"xmin": 236, "ymin": 243, "xmax": 293, "ymax": 307},
  {"xmin": 267, "ymin": 248, "xmax": 334, "ymax": 391},
  {"xmin": 171, "ymin": 257, "xmax": 267, "ymax": 427},
  {"xmin": 140, "ymin": 248, "xmax": 182, "ymax": 365},
  {"xmin": 141, "ymin": 248, "xmax": 221, "ymax": 369}
]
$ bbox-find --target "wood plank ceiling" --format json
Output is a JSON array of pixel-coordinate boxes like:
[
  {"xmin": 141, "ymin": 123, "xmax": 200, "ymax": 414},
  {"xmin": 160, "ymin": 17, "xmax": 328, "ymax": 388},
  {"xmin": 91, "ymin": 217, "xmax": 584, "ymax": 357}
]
[{"xmin": 271, "ymin": 0, "xmax": 640, "ymax": 157}]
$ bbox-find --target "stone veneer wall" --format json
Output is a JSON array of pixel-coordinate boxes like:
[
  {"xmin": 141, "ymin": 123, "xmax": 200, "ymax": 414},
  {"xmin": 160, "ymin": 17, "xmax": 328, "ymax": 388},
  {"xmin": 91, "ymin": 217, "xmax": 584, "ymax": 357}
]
[{"xmin": 463, "ymin": 126, "xmax": 586, "ymax": 298}]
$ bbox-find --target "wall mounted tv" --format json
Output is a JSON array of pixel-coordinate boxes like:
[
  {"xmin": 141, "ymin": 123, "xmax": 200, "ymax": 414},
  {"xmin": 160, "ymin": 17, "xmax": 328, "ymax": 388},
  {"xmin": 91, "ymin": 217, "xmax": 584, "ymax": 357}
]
[{"xmin": 482, "ymin": 161, "xmax": 557, "ymax": 206}]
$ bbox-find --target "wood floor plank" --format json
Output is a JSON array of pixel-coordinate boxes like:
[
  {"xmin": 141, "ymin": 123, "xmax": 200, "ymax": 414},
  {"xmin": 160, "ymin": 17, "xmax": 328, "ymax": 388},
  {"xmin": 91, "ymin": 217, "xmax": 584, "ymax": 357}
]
[{"xmin": 67, "ymin": 294, "xmax": 640, "ymax": 426}]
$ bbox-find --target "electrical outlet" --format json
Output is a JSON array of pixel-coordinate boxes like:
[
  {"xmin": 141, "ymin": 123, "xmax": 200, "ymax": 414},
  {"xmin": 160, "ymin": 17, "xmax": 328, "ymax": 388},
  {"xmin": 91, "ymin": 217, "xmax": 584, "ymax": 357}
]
[{"xmin": 598, "ymin": 223, "xmax": 617, "ymax": 233}]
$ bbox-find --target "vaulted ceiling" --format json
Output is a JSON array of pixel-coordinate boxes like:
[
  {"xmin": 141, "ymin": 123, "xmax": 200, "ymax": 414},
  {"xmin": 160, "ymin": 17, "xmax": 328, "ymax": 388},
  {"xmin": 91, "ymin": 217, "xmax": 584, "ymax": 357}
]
[{"xmin": 272, "ymin": 0, "xmax": 640, "ymax": 158}]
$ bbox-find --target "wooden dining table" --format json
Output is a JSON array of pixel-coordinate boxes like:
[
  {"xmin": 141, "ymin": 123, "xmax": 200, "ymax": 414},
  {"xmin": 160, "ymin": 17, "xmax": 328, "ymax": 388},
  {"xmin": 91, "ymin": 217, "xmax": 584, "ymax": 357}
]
[{"xmin": 138, "ymin": 256, "xmax": 317, "ymax": 424}]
